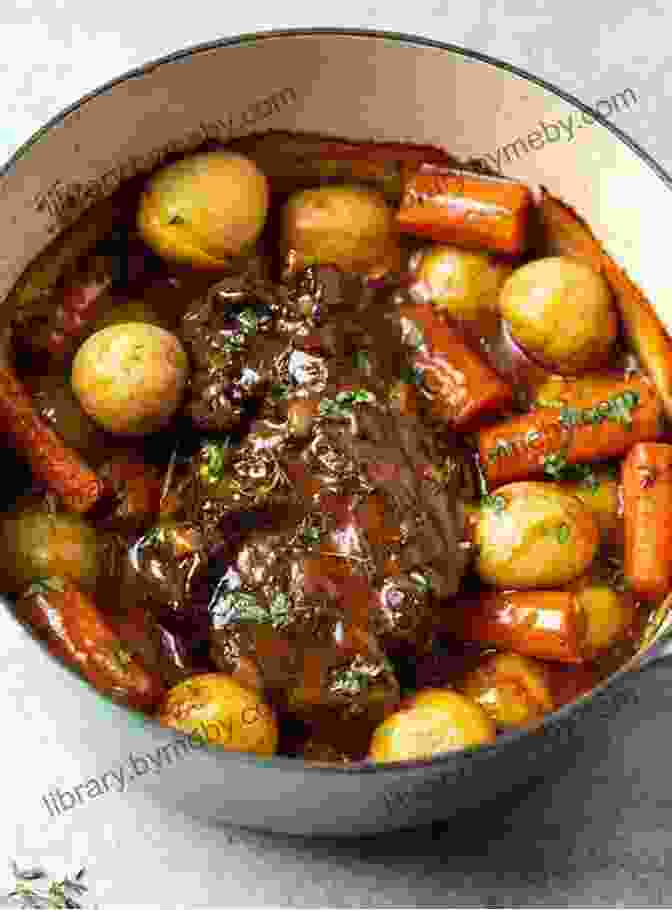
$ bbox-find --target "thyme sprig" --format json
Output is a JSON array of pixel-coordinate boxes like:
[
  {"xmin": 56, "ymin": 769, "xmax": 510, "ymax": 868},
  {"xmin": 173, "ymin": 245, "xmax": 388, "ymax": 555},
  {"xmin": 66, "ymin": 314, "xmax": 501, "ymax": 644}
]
[{"xmin": 6, "ymin": 862, "xmax": 88, "ymax": 909}]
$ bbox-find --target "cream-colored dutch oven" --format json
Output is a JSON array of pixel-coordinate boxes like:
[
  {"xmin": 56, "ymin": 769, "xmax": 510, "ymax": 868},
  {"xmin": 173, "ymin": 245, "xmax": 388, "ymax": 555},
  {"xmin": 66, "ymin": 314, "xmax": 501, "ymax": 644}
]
[{"xmin": 2, "ymin": 29, "xmax": 671, "ymax": 836}]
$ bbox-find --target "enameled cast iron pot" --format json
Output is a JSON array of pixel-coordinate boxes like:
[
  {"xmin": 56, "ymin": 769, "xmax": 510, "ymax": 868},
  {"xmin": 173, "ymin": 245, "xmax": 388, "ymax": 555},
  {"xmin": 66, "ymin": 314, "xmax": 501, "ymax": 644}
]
[{"xmin": 3, "ymin": 29, "xmax": 672, "ymax": 837}]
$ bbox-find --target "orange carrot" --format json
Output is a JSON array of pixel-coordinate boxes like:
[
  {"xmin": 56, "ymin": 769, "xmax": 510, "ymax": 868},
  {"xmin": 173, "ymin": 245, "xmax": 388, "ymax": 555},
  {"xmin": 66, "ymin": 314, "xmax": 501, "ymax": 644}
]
[
  {"xmin": 232, "ymin": 131, "xmax": 452, "ymax": 197},
  {"xmin": 399, "ymin": 302, "xmax": 513, "ymax": 428},
  {"xmin": 478, "ymin": 374, "xmax": 662, "ymax": 487},
  {"xmin": 448, "ymin": 590, "xmax": 587, "ymax": 664},
  {"xmin": 622, "ymin": 443, "xmax": 672, "ymax": 600},
  {"xmin": 397, "ymin": 164, "xmax": 532, "ymax": 254},
  {"xmin": 538, "ymin": 189, "xmax": 672, "ymax": 421},
  {"xmin": 16, "ymin": 579, "xmax": 165, "ymax": 709},
  {"xmin": 0, "ymin": 363, "xmax": 102, "ymax": 512}
]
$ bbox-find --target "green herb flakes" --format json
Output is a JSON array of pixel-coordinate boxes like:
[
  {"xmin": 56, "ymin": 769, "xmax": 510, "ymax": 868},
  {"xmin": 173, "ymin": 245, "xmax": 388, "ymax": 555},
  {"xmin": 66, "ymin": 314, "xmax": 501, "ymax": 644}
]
[
  {"xmin": 481, "ymin": 494, "xmax": 507, "ymax": 514},
  {"xmin": 200, "ymin": 440, "xmax": 230, "ymax": 484},
  {"xmin": 302, "ymin": 524, "xmax": 322, "ymax": 546},
  {"xmin": 556, "ymin": 524, "xmax": 571, "ymax": 544},
  {"xmin": 215, "ymin": 589, "xmax": 291, "ymax": 629},
  {"xmin": 352, "ymin": 349, "xmax": 371, "ymax": 371},
  {"xmin": 319, "ymin": 388, "xmax": 376, "ymax": 420},
  {"xmin": 24, "ymin": 576, "xmax": 66, "ymax": 598},
  {"xmin": 409, "ymin": 571, "xmax": 432, "ymax": 594},
  {"xmin": 487, "ymin": 439, "xmax": 515, "ymax": 463}
]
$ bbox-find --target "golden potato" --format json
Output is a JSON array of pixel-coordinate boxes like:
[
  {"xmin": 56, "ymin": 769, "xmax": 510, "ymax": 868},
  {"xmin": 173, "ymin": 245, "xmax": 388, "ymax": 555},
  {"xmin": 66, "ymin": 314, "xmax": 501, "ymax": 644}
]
[
  {"xmin": 574, "ymin": 581, "xmax": 636, "ymax": 656},
  {"xmin": 475, "ymin": 481, "xmax": 599, "ymax": 588},
  {"xmin": 458, "ymin": 652, "xmax": 554, "ymax": 729},
  {"xmin": 281, "ymin": 184, "xmax": 401, "ymax": 276},
  {"xmin": 368, "ymin": 689, "xmax": 495, "ymax": 762},
  {"xmin": 0, "ymin": 507, "xmax": 99, "ymax": 595},
  {"xmin": 415, "ymin": 245, "xmax": 511, "ymax": 321},
  {"xmin": 138, "ymin": 151, "xmax": 269, "ymax": 269},
  {"xmin": 158, "ymin": 673, "xmax": 278, "ymax": 756},
  {"xmin": 500, "ymin": 256, "xmax": 617, "ymax": 373},
  {"xmin": 71, "ymin": 323, "xmax": 189, "ymax": 436}
]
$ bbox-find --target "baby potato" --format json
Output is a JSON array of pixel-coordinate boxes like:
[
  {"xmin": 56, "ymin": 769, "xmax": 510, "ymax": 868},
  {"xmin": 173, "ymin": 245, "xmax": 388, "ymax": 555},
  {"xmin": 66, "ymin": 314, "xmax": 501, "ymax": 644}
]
[
  {"xmin": 71, "ymin": 322, "xmax": 189, "ymax": 436},
  {"xmin": 475, "ymin": 482, "xmax": 599, "ymax": 588},
  {"xmin": 574, "ymin": 581, "xmax": 636, "ymax": 656},
  {"xmin": 0, "ymin": 506, "xmax": 99, "ymax": 595},
  {"xmin": 500, "ymin": 256, "xmax": 617, "ymax": 373},
  {"xmin": 414, "ymin": 245, "xmax": 511, "ymax": 321},
  {"xmin": 368, "ymin": 689, "xmax": 496, "ymax": 762},
  {"xmin": 281, "ymin": 184, "xmax": 401, "ymax": 276},
  {"xmin": 138, "ymin": 151, "xmax": 269, "ymax": 269},
  {"xmin": 158, "ymin": 673, "xmax": 278, "ymax": 756},
  {"xmin": 458, "ymin": 652, "xmax": 554, "ymax": 729}
]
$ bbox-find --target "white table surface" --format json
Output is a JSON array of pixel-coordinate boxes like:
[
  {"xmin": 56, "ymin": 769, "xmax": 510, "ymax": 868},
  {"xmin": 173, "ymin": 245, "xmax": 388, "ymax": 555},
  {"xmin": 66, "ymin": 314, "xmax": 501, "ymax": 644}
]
[{"xmin": 0, "ymin": 2, "xmax": 671, "ymax": 906}]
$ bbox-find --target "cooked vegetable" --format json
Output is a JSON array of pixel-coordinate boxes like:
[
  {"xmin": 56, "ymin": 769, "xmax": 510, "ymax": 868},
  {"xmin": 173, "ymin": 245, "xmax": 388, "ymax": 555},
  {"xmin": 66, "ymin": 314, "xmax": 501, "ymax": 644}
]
[
  {"xmin": 449, "ymin": 590, "xmax": 588, "ymax": 663},
  {"xmin": 622, "ymin": 442, "xmax": 672, "ymax": 599},
  {"xmin": 158, "ymin": 673, "xmax": 278, "ymax": 756},
  {"xmin": 397, "ymin": 164, "xmax": 532, "ymax": 255},
  {"xmin": 475, "ymin": 481, "xmax": 599, "ymax": 589},
  {"xmin": 0, "ymin": 354, "xmax": 102, "ymax": 512},
  {"xmin": 399, "ymin": 302, "xmax": 513, "ymax": 427},
  {"xmin": 458, "ymin": 652, "xmax": 554, "ymax": 729},
  {"xmin": 574, "ymin": 581, "xmax": 637, "ymax": 656},
  {"xmin": 7, "ymin": 131, "xmax": 672, "ymax": 764},
  {"xmin": 15, "ymin": 578, "xmax": 164, "ymax": 709},
  {"xmin": 71, "ymin": 322, "xmax": 189, "ymax": 435},
  {"xmin": 478, "ymin": 374, "xmax": 662, "ymax": 488},
  {"xmin": 138, "ymin": 151, "xmax": 269, "ymax": 268},
  {"xmin": 281, "ymin": 184, "xmax": 401, "ymax": 276},
  {"xmin": 368, "ymin": 688, "xmax": 496, "ymax": 762},
  {"xmin": 537, "ymin": 189, "xmax": 672, "ymax": 420},
  {"xmin": 0, "ymin": 506, "xmax": 100, "ymax": 595},
  {"xmin": 232, "ymin": 131, "xmax": 452, "ymax": 197},
  {"xmin": 560, "ymin": 468, "xmax": 622, "ymax": 543},
  {"xmin": 500, "ymin": 256, "xmax": 617, "ymax": 372},
  {"xmin": 413, "ymin": 245, "xmax": 512, "ymax": 322}
]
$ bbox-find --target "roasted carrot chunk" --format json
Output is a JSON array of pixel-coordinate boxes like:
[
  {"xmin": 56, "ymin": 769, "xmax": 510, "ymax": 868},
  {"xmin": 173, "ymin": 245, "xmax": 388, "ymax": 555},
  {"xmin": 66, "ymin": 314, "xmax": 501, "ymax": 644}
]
[
  {"xmin": 448, "ymin": 590, "xmax": 587, "ymax": 664},
  {"xmin": 478, "ymin": 374, "xmax": 662, "ymax": 487},
  {"xmin": 0, "ymin": 360, "xmax": 103, "ymax": 513},
  {"xmin": 622, "ymin": 443, "xmax": 672, "ymax": 600},
  {"xmin": 15, "ymin": 579, "xmax": 165, "ymax": 709},
  {"xmin": 397, "ymin": 164, "xmax": 532, "ymax": 255},
  {"xmin": 399, "ymin": 302, "xmax": 513, "ymax": 428}
]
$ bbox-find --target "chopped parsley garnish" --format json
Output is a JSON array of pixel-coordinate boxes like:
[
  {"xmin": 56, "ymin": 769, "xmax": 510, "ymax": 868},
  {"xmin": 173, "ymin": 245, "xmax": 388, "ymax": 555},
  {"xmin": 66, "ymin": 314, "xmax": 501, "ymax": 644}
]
[
  {"xmin": 409, "ymin": 571, "xmax": 432, "ymax": 594},
  {"xmin": 319, "ymin": 388, "xmax": 376, "ymax": 419},
  {"xmin": 215, "ymin": 590, "xmax": 291, "ymax": 629},
  {"xmin": 352, "ymin": 349, "xmax": 371, "ymax": 371},
  {"xmin": 487, "ymin": 439, "xmax": 515, "ymax": 463},
  {"xmin": 270, "ymin": 382, "xmax": 290, "ymax": 401},
  {"xmin": 543, "ymin": 454, "xmax": 600, "ymax": 489},
  {"xmin": 269, "ymin": 592, "xmax": 291, "ymax": 627},
  {"xmin": 24, "ymin": 576, "xmax": 66, "ymax": 597},
  {"xmin": 399, "ymin": 362, "xmax": 424, "ymax": 385},
  {"xmin": 221, "ymin": 307, "xmax": 260, "ymax": 355},
  {"xmin": 556, "ymin": 524, "xmax": 571, "ymax": 544},
  {"xmin": 302, "ymin": 524, "xmax": 322, "ymax": 546},
  {"xmin": 400, "ymin": 317, "xmax": 426, "ymax": 352},
  {"xmin": 200, "ymin": 440, "xmax": 230, "ymax": 484},
  {"xmin": 558, "ymin": 390, "xmax": 640, "ymax": 429},
  {"xmin": 481, "ymin": 494, "xmax": 507, "ymax": 514}
]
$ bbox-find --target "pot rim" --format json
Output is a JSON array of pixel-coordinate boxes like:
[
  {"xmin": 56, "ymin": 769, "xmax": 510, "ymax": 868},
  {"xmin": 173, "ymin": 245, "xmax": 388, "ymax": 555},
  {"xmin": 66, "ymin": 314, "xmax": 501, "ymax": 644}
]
[{"xmin": 3, "ymin": 26, "xmax": 671, "ymax": 776}]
